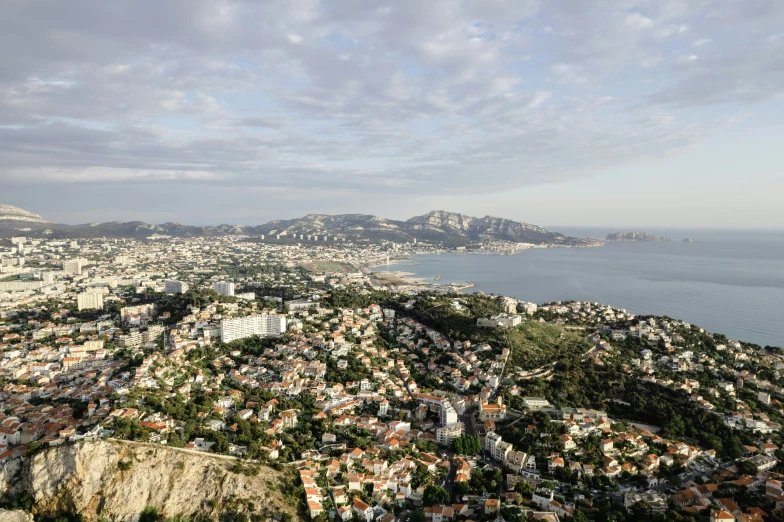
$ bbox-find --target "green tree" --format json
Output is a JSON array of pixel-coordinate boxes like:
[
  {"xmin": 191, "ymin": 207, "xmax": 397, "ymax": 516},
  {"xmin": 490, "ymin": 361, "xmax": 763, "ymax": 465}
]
[
  {"xmin": 514, "ymin": 481, "xmax": 532, "ymax": 497},
  {"xmin": 423, "ymin": 485, "xmax": 450, "ymax": 506},
  {"xmin": 139, "ymin": 506, "xmax": 164, "ymax": 522}
]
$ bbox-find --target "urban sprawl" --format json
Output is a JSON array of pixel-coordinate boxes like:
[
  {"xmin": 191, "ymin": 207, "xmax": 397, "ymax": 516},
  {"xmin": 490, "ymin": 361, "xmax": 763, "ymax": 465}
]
[{"xmin": 1, "ymin": 235, "xmax": 783, "ymax": 522}]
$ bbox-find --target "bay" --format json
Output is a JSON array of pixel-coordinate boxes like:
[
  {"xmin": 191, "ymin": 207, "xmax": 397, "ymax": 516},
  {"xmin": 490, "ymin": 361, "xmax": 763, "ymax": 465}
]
[{"xmin": 376, "ymin": 229, "xmax": 784, "ymax": 348}]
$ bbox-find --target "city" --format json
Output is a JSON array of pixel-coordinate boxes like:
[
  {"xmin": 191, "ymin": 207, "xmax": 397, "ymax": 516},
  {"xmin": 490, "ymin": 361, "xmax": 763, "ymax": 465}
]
[{"xmin": 1, "ymin": 234, "xmax": 783, "ymax": 522}]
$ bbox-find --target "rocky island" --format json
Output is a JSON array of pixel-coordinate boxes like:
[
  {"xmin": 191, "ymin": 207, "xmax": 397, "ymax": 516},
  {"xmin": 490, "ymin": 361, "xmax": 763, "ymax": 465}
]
[{"xmin": 606, "ymin": 231, "xmax": 673, "ymax": 242}]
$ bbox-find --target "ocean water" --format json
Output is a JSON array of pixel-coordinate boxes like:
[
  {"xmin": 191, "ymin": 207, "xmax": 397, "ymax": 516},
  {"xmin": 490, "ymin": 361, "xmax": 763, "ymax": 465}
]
[{"xmin": 378, "ymin": 229, "xmax": 784, "ymax": 348}]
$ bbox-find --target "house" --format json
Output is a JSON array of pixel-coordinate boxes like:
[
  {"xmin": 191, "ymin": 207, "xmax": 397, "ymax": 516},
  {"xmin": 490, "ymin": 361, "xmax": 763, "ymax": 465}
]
[
  {"xmin": 280, "ymin": 409, "xmax": 298, "ymax": 429},
  {"xmin": 484, "ymin": 498, "xmax": 500, "ymax": 515},
  {"xmin": 336, "ymin": 506, "xmax": 352, "ymax": 521},
  {"xmin": 332, "ymin": 488, "xmax": 348, "ymax": 506},
  {"xmin": 559, "ymin": 434, "xmax": 576, "ymax": 451},
  {"xmin": 353, "ymin": 497, "xmax": 374, "ymax": 522},
  {"xmin": 710, "ymin": 511, "xmax": 735, "ymax": 522},
  {"xmin": 307, "ymin": 501, "xmax": 323, "ymax": 519},
  {"xmin": 548, "ymin": 457, "xmax": 565, "ymax": 473}
]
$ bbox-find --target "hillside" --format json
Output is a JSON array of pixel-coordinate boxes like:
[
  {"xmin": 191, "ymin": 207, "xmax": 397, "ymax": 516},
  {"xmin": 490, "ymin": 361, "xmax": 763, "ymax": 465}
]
[
  {"xmin": 0, "ymin": 205, "xmax": 56, "ymax": 225},
  {"xmin": 0, "ymin": 440, "xmax": 299, "ymax": 522},
  {"xmin": 403, "ymin": 294, "xmax": 593, "ymax": 370},
  {"xmin": 0, "ymin": 205, "xmax": 595, "ymax": 246}
]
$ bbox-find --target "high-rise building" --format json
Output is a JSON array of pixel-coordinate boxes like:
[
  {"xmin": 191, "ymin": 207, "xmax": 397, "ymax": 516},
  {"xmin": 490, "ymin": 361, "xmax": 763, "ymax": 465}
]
[
  {"xmin": 440, "ymin": 400, "xmax": 458, "ymax": 426},
  {"xmin": 63, "ymin": 259, "xmax": 85, "ymax": 275},
  {"xmin": 77, "ymin": 292, "xmax": 104, "ymax": 311},
  {"xmin": 213, "ymin": 281, "xmax": 235, "ymax": 296},
  {"xmin": 164, "ymin": 281, "xmax": 189, "ymax": 294},
  {"xmin": 219, "ymin": 313, "xmax": 287, "ymax": 343}
]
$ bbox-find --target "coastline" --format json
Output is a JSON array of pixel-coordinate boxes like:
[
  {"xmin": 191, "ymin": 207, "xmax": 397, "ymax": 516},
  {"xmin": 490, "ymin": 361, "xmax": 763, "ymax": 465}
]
[{"xmin": 370, "ymin": 242, "xmax": 784, "ymax": 348}]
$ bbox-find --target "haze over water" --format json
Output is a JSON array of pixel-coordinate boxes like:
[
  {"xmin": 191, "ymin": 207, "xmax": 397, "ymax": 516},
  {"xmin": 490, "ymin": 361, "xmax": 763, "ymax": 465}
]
[{"xmin": 380, "ymin": 229, "xmax": 784, "ymax": 348}]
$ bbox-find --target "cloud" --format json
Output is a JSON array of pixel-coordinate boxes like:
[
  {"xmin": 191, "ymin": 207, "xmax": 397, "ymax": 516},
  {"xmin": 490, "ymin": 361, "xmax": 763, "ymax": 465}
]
[{"xmin": 0, "ymin": 0, "xmax": 780, "ymax": 205}]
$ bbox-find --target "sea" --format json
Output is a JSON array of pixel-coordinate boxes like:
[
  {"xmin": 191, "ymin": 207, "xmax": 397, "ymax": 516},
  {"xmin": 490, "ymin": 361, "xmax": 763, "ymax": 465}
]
[{"xmin": 376, "ymin": 228, "xmax": 784, "ymax": 348}]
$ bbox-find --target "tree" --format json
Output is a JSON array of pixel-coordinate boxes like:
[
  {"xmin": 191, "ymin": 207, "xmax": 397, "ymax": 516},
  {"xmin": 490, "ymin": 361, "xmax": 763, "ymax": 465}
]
[
  {"xmin": 629, "ymin": 500, "xmax": 651, "ymax": 520},
  {"xmin": 423, "ymin": 485, "xmax": 450, "ymax": 506},
  {"xmin": 139, "ymin": 507, "xmax": 164, "ymax": 522},
  {"xmin": 514, "ymin": 481, "xmax": 532, "ymax": 497},
  {"xmin": 737, "ymin": 460, "xmax": 758, "ymax": 476}
]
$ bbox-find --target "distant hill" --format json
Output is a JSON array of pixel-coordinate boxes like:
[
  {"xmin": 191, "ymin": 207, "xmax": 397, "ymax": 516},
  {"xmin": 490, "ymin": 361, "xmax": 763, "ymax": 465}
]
[
  {"xmin": 0, "ymin": 204, "xmax": 594, "ymax": 246},
  {"xmin": 606, "ymin": 231, "xmax": 672, "ymax": 242},
  {"xmin": 0, "ymin": 204, "xmax": 57, "ymax": 225}
]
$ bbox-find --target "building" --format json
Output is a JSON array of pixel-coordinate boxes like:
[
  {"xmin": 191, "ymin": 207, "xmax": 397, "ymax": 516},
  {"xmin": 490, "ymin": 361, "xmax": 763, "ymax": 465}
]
[
  {"xmin": 485, "ymin": 430, "xmax": 512, "ymax": 462},
  {"xmin": 121, "ymin": 304, "xmax": 157, "ymax": 325},
  {"xmin": 164, "ymin": 281, "xmax": 189, "ymax": 294},
  {"xmin": 63, "ymin": 259, "xmax": 85, "ymax": 275},
  {"xmin": 440, "ymin": 400, "xmax": 458, "ymax": 426},
  {"xmin": 77, "ymin": 292, "xmax": 104, "ymax": 311},
  {"xmin": 710, "ymin": 511, "xmax": 735, "ymax": 522},
  {"xmin": 523, "ymin": 397, "xmax": 551, "ymax": 410},
  {"xmin": 477, "ymin": 313, "xmax": 522, "ymax": 328},
  {"xmin": 436, "ymin": 423, "xmax": 464, "ymax": 446},
  {"xmin": 479, "ymin": 398, "xmax": 507, "ymax": 421},
  {"xmin": 624, "ymin": 491, "xmax": 667, "ymax": 514},
  {"xmin": 352, "ymin": 498, "xmax": 374, "ymax": 522},
  {"xmin": 213, "ymin": 281, "xmax": 235, "ymax": 296},
  {"xmin": 219, "ymin": 313, "xmax": 287, "ymax": 343},
  {"xmin": 520, "ymin": 302, "xmax": 538, "ymax": 315}
]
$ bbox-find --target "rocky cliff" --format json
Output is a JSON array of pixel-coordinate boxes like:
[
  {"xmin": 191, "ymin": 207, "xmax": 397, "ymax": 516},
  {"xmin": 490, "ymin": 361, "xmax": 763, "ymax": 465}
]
[
  {"xmin": 0, "ymin": 510, "xmax": 34, "ymax": 522},
  {"xmin": 0, "ymin": 205, "xmax": 55, "ymax": 224},
  {"xmin": 2, "ymin": 441, "xmax": 299, "ymax": 521}
]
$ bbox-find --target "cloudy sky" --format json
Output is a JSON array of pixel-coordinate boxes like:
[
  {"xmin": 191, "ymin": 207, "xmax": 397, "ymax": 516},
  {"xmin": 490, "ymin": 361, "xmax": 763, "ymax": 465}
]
[{"xmin": 2, "ymin": 0, "xmax": 783, "ymax": 228}]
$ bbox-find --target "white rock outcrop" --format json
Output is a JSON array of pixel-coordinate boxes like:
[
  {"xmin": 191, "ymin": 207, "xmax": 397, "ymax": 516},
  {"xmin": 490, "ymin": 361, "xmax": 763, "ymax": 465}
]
[{"xmin": 6, "ymin": 441, "xmax": 297, "ymax": 522}]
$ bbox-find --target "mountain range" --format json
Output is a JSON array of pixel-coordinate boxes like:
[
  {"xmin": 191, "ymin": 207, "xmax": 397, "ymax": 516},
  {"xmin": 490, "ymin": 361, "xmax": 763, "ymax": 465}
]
[{"xmin": 0, "ymin": 204, "xmax": 593, "ymax": 246}]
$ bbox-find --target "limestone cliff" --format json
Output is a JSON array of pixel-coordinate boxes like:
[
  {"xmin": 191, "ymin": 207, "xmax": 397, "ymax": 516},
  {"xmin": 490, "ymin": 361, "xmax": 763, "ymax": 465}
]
[
  {"xmin": 3, "ymin": 441, "xmax": 299, "ymax": 521},
  {"xmin": 0, "ymin": 510, "xmax": 34, "ymax": 522}
]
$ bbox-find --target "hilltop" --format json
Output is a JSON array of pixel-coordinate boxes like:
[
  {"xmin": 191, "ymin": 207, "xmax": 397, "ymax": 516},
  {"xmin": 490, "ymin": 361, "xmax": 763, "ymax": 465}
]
[{"xmin": 0, "ymin": 205, "xmax": 56, "ymax": 225}]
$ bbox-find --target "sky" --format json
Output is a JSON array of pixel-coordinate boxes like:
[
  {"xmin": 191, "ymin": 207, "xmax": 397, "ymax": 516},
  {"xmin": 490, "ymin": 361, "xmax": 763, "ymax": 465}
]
[{"xmin": 2, "ymin": 0, "xmax": 784, "ymax": 229}]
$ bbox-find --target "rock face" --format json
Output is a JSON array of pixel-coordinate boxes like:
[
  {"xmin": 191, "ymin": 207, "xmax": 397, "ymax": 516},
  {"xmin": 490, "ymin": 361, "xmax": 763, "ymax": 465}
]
[
  {"xmin": 0, "ymin": 204, "xmax": 55, "ymax": 224},
  {"xmin": 0, "ymin": 510, "xmax": 34, "ymax": 522},
  {"xmin": 4, "ymin": 441, "xmax": 298, "ymax": 522}
]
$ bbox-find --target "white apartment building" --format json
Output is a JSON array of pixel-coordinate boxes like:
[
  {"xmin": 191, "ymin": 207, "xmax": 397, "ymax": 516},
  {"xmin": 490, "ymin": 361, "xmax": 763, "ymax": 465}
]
[
  {"xmin": 485, "ymin": 430, "xmax": 512, "ymax": 462},
  {"xmin": 523, "ymin": 397, "xmax": 551, "ymax": 410},
  {"xmin": 440, "ymin": 400, "xmax": 458, "ymax": 426},
  {"xmin": 436, "ymin": 423, "xmax": 464, "ymax": 446},
  {"xmin": 77, "ymin": 292, "xmax": 104, "ymax": 311},
  {"xmin": 477, "ymin": 313, "xmax": 522, "ymax": 328},
  {"xmin": 164, "ymin": 281, "xmax": 189, "ymax": 294},
  {"xmin": 219, "ymin": 313, "xmax": 287, "ymax": 343},
  {"xmin": 520, "ymin": 302, "xmax": 538, "ymax": 316},
  {"xmin": 213, "ymin": 281, "xmax": 235, "ymax": 296},
  {"xmin": 63, "ymin": 259, "xmax": 85, "ymax": 275}
]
